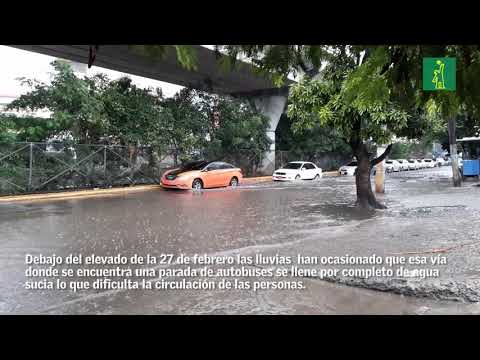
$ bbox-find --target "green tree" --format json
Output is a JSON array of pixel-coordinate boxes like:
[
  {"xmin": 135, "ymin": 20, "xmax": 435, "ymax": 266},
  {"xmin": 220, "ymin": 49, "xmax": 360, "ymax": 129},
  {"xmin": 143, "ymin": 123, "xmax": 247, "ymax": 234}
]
[
  {"xmin": 276, "ymin": 113, "xmax": 351, "ymax": 170},
  {"xmin": 159, "ymin": 89, "xmax": 271, "ymax": 174},
  {"xmin": 101, "ymin": 77, "xmax": 162, "ymax": 146},
  {"xmin": 198, "ymin": 92, "xmax": 271, "ymax": 174},
  {"xmin": 218, "ymin": 45, "xmax": 416, "ymax": 208},
  {"xmin": 159, "ymin": 88, "xmax": 209, "ymax": 165},
  {"xmin": 7, "ymin": 60, "xmax": 105, "ymax": 143},
  {"xmin": 0, "ymin": 113, "xmax": 64, "ymax": 142},
  {"xmin": 129, "ymin": 45, "xmax": 200, "ymax": 71},
  {"xmin": 345, "ymin": 45, "xmax": 480, "ymax": 186},
  {"xmin": 216, "ymin": 45, "xmax": 480, "ymax": 207},
  {"xmin": 0, "ymin": 115, "xmax": 18, "ymax": 143}
]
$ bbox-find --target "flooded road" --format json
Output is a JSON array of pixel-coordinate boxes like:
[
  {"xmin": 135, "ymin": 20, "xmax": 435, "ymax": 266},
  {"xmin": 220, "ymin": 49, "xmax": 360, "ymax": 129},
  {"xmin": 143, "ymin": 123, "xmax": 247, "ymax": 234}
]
[{"xmin": 1, "ymin": 167, "xmax": 480, "ymax": 314}]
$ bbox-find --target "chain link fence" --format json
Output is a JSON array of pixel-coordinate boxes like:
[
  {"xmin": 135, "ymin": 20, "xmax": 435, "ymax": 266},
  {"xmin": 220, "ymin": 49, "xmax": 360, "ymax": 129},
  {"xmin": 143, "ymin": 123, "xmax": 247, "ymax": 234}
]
[
  {"xmin": 0, "ymin": 142, "xmax": 174, "ymax": 196},
  {"xmin": 0, "ymin": 142, "xmax": 275, "ymax": 196}
]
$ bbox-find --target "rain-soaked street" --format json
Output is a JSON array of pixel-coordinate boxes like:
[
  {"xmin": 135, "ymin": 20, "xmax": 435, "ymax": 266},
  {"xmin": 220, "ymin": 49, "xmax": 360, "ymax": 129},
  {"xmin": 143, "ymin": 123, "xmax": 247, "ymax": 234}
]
[{"xmin": 1, "ymin": 167, "xmax": 480, "ymax": 314}]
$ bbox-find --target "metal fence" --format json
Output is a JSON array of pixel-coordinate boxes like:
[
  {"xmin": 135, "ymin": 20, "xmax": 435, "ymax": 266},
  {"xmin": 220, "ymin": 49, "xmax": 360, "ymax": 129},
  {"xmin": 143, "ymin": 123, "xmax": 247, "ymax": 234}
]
[
  {"xmin": 0, "ymin": 142, "xmax": 174, "ymax": 196},
  {"xmin": 0, "ymin": 142, "xmax": 275, "ymax": 196}
]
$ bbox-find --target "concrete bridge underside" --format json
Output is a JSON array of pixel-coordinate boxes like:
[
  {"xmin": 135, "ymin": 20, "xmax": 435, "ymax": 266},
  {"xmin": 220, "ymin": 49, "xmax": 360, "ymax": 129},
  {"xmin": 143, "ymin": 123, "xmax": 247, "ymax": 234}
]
[{"xmin": 10, "ymin": 45, "xmax": 290, "ymax": 173}]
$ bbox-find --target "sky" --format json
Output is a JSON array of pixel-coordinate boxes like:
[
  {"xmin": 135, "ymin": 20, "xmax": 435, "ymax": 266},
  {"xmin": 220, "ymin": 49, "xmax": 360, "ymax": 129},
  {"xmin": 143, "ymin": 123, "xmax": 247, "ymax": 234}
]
[{"xmin": 0, "ymin": 45, "xmax": 186, "ymax": 100}]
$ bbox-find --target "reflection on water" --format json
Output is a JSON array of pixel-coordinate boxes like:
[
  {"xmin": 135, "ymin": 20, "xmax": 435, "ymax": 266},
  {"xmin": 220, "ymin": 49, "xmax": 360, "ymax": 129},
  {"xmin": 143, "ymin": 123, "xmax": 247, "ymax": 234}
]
[{"xmin": 293, "ymin": 203, "xmax": 377, "ymax": 221}]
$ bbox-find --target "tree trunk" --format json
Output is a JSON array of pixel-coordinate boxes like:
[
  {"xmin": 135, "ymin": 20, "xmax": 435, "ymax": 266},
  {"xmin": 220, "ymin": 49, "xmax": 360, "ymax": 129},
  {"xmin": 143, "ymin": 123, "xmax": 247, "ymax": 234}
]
[
  {"xmin": 354, "ymin": 142, "xmax": 388, "ymax": 210},
  {"xmin": 173, "ymin": 151, "xmax": 178, "ymax": 167},
  {"xmin": 448, "ymin": 117, "xmax": 462, "ymax": 187},
  {"xmin": 128, "ymin": 144, "xmax": 137, "ymax": 184}
]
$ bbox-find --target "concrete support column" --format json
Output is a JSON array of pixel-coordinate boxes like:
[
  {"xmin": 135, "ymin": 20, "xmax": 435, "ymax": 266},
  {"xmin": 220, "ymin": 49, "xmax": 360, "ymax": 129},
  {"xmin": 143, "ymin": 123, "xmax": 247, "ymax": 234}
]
[{"xmin": 253, "ymin": 95, "xmax": 288, "ymax": 175}]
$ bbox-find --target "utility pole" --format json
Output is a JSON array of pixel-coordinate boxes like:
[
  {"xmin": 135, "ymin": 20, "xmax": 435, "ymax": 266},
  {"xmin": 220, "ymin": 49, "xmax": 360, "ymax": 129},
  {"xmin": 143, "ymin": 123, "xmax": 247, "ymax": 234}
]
[
  {"xmin": 448, "ymin": 116, "xmax": 462, "ymax": 187},
  {"xmin": 375, "ymin": 145, "xmax": 386, "ymax": 193}
]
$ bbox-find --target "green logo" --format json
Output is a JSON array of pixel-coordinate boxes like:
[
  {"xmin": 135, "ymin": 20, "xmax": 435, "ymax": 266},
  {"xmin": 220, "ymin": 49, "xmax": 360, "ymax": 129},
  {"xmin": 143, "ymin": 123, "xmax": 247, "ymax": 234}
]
[{"xmin": 423, "ymin": 57, "xmax": 456, "ymax": 91}]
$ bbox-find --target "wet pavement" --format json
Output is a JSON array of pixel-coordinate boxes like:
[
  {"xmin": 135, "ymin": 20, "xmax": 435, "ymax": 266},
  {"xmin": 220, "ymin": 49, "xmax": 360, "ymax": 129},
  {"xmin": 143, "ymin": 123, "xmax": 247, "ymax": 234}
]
[{"xmin": 1, "ymin": 166, "xmax": 480, "ymax": 314}]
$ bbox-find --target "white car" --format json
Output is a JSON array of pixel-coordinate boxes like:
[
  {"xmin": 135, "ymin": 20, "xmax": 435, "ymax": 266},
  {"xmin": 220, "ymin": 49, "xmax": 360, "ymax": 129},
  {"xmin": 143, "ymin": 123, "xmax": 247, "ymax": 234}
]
[
  {"xmin": 273, "ymin": 161, "xmax": 323, "ymax": 181},
  {"xmin": 407, "ymin": 159, "xmax": 418, "ymax": 170},
  {"xmin": 385, "ymin": 160, "xmax": 401, "ymax": 173},
  {"xmin": 339, "ymin": 161, "xmax": 383, "ymax": 176},
  {"xmin": 339, "ymin": 161, "xmax": 358, "ymax": 176},
  {"xmin": 423, "ymin": 159, "xmax": 436, "ymax": 168},
  {"xmin": 417, "ymin": 159, "xmax": 427, "ymax": 169},
  {"xmin": 396, "ymin": 159, "xmax": 410, "ymax": 171},
  {"xmin": 436, "ymin": 158, "xmax": 446, "ymax": 167}
]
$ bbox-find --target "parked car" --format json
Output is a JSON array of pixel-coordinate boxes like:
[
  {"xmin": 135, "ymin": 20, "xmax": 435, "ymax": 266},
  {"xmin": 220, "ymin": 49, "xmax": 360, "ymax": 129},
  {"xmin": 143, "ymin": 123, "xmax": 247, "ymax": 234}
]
[
  {"xmin": 161, "ymin": 160, "xmax": 243, "ymax": 190},
  {"xmin": 339, "ymin": 161, "xmax": 381, "ymax": 176},
  {"xmin": 273, "ymin": 161, "xmax": 323, "ymax": 181},
  {"xmin": 407, "ymin": 159, "xmax": 418, "ymax": 170},
  {"xmin": 423, "ymin": 158, "xmax": 436, "ymax": 168},
  {"xmin": 436, "ymin": 158, "xmax": 446, "ymax": 167},
  {"xmin": 415, "ymin": 159, "xmax": 426, "ymax": 169},
  {"xmin": 385, "ymin": 160, "xmax": 401, "ymax": 173},
  {"xmin": 339, "ymin": 161, "xmax": 358, "ymax": 176},
  {"xmin": 396, "ymin": 159, "xmax": 410, "ymax": 171}
]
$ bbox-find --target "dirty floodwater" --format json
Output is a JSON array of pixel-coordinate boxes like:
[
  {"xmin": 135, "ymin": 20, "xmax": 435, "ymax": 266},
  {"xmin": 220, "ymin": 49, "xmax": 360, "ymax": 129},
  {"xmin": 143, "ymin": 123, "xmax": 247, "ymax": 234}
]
[{"xmin": 1, "ymin": 167, "xmax": 480, "ymax": 314}]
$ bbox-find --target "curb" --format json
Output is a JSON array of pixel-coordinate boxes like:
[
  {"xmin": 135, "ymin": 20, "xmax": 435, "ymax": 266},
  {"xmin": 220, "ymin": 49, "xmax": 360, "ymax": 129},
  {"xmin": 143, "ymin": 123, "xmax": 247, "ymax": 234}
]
[
  {"xmin": 0, "ymin": 185, "xmax": 162, "ymax": 203},
  {"xmin": 242, "ymin": 176, "xmax": 272, "ymax": 184}
]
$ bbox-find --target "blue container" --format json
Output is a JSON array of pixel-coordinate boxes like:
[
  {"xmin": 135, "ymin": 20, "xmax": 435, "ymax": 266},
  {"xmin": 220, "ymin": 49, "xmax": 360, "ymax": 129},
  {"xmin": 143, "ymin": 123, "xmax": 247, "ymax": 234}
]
[{"xmin": 463, "ymin": 159, "xmax": 480, "ymax": 176}]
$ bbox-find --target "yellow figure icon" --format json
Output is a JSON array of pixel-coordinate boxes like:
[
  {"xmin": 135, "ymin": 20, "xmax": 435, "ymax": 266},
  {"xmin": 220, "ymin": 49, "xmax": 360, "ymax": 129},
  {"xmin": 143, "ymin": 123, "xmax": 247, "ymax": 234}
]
[{"xmin": 432, "ymin": 60, "xmax": 445, "ymax": 89}]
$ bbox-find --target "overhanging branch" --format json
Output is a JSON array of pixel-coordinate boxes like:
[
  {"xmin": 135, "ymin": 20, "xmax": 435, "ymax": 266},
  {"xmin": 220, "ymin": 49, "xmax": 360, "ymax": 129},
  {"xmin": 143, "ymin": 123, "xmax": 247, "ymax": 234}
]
[{"xmin": 370, "ymin": 144, "xmax": 393, "ymax": 167}]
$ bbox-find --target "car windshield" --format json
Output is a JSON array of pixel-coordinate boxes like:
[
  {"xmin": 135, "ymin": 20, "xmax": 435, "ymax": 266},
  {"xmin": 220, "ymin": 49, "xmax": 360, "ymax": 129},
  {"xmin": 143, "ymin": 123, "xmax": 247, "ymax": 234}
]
[
  {"xmin": 347, "ymin": 161, "xmax": 358, "ymax": 166},
  {"xmin": 408, "ymin": 160, "xmax": 415, "ymax": 163},
  {"xmin": 284, "ymin": 162, "xmax": 303, "ymax": 169},
  {"xmin": 424, "ymin": 159, "xmax": 431, "ymax": 162},
  {"xmin": 386, "ymin": 161, "xmax": 393, "ymax": 164},
  {"xmin": 180, "ymin": 161, "xmax": 209, "ymax": 171}
]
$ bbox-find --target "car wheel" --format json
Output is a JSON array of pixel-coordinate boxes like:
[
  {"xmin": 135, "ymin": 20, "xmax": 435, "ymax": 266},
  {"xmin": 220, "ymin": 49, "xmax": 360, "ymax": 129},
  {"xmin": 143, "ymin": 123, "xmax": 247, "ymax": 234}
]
[
  {"xmin": 295, "ymin": 175, "xmax": 301, "ymax": 180},
  {"xmin": 229, "ymin": 177, "xmax": 239, "ymax": 188},
  {"xmin": 192, "ymin": 179, "xmax": 203, "ymax": 190},
  {"xmin": 314, "ymin": 174, "xmax": 320, "ymax": 180}
]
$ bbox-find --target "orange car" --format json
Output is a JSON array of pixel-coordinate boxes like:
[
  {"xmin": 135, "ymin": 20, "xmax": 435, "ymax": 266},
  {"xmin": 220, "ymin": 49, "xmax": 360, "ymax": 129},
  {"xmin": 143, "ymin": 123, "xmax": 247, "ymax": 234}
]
[{"xmin": 161, "ymin": 160, "xmax": 243, "ymax": 190}]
